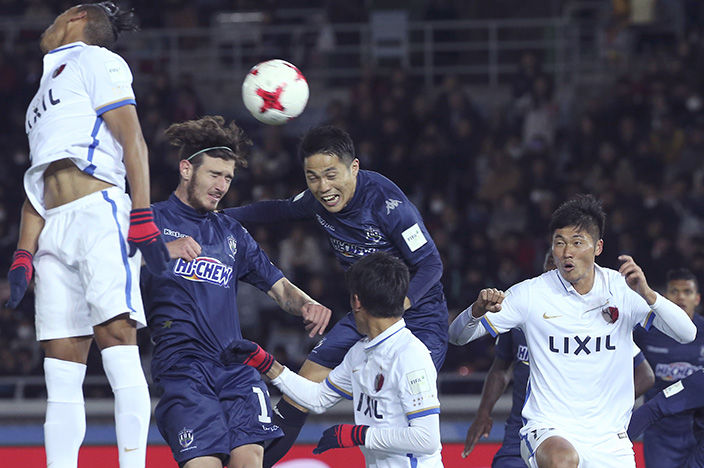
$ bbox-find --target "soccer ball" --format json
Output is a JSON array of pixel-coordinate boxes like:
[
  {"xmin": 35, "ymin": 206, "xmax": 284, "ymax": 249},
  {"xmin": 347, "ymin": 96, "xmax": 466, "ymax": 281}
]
[{"xmin": 242, "ymin": 59, "xmax": 309, "ymax": 125}]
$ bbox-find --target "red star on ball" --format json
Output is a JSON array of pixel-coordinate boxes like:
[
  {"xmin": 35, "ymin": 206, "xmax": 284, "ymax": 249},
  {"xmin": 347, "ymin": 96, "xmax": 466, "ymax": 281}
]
[{"xmin": 256, "ymin": 85, "xmax": 285, "ymax": 113}]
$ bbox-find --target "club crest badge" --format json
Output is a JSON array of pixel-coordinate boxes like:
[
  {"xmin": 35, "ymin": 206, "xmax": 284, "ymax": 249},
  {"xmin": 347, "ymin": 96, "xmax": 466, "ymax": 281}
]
[
  {"xmin": 178, "ymin": 428, "xmax": 194, "ymax": 448},
  {"xmin": 52, "ymin": 64, "xmax": 66, "ymax": 78},
  {"xmin": 374, "ymin": 373, "xmax": 385, "ymax": 392},
  {"xmin": 602, "ymin": 306, "xmax": 619, "ymax": 324}
]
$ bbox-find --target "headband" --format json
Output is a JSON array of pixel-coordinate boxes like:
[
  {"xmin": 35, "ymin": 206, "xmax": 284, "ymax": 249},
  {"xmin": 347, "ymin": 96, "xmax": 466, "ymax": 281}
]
[{"xmin": 186, "ymin": 146, "xmax": 234, "ymax": 161}]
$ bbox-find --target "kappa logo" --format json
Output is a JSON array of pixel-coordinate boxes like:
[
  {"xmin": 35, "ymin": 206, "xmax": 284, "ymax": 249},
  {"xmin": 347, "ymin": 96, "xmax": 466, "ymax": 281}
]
[
  {"xmin": 385, "ymin": 198, "xmax": 402, "ymax": 215},
  {"xmin": 164, "ymin": 227, "xmax": 189, "ymax": 238},
  {"xmin": 174, "ymin": 257, "xmax": 233, "ymax": 287},
  {"xmin": 227, "ymin": 235, "xmax": 237, "ymax": 260}
]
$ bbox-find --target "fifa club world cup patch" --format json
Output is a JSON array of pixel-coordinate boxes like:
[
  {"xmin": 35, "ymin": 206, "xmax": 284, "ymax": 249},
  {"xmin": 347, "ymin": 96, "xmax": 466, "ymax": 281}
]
[
  {"xmin": 374, "ymin": 373, "xmax": 385, "ymax": 392},
  {"xmin": 663, "ymin": 380, "xmax": 685, "ymax": 398},
  {"xmin": 602, "ymin": 306, "xmax": 619, "ymax": 324},
  {"xmin": 402, "ymin": 223, "xmax": 427, "ymax": 252},
  {"xmin": 406, "ymin": 369, "xmax": 430, "ymax": 395}
]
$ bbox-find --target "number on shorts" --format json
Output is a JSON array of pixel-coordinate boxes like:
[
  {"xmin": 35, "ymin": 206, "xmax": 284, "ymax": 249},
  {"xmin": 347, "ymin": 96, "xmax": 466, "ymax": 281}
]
[{"xmin": 252, "ymin": 386, "xmax": 271, "ymax": 423}]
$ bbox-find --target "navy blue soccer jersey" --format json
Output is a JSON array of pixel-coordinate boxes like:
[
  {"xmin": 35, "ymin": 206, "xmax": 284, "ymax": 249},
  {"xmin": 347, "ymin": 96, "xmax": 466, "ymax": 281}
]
[
  {"xmin": 493, "ymin": 329, "xmax": 530, "ymax": 460},
  {"xmin": 142, "ymin": 194, "xmax": 284, "ymax": 379},
  {"xmin": 225, "ymin": 170, "xmax": 442, "ymax": 305},
  {"xmin": 633, "ymin": 314, "xmax": 704, "ymax": 467}
]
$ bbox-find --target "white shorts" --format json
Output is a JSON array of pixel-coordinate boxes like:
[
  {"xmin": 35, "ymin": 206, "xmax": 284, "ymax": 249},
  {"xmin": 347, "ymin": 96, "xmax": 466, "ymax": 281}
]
[
  {"xmin": 519, "ymin": 424, "xmax": 635, "ymax": 468},
  {"xmin": 34, "ymin": 187, "xmax": 146, "ymax": 340}
]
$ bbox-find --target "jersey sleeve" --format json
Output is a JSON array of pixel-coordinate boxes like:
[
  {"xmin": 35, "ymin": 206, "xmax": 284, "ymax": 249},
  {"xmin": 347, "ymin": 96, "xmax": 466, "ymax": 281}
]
[
  {"xmin": 376, "ymin": 191, "xmax": 436, "ymax": 267},
  {"xmin": 397, "ymin": 343, "xmax": 440, "ymax": 421},
  {"xmin": 79, "ymin": 47, "xmax": 136, "ymax": 115},
  {"xmin": 224, "ymin": 191, "xmax": 317, "ymax": 224},
  {"xmin": 324, "ymin": 347, "xmax": 355, "ymax": 401},
  {"xmin": 480, "ymin": 284, "xmax": 529, "ymax": 338},
  {"xmin": 236, "ymin": 224, "xmax": 284, "ymax": 292}
]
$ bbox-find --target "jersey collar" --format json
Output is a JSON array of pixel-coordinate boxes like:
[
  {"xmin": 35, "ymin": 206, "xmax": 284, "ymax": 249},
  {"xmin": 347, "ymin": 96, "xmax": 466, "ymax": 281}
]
[
  {"xmin": 48, "ymin": 41, "xmax": 86, "ymax": 54},
  {"xmin": 555, "ymin": 263, "xmax": 613, "ymax": 304},
  {"xmin": 168, "ymin": 193, "xmax": 210, "ymax": 220},
  {"xmin": 364, "ymin": 317, "xmax": 406, "ymax": 351}
]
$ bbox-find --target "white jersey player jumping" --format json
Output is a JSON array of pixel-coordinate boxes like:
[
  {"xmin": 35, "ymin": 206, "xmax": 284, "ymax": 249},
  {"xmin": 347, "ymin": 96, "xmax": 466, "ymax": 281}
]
[
  {"xmin": 449, "ymin": 194, "xmax": 696, "ymax": 468},
  {"xmin": 222, "ymin": 251, "xmax": 444, "ymax": 468}
]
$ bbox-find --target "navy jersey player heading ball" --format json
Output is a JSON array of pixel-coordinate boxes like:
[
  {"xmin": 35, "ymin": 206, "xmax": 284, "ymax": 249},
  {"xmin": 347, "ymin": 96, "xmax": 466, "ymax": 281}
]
[
  {"xmin": 225, "ymin": 126, "xmax": 448, "ymax": 466},
  {"xmin": 141, "ymin": 116, "xmax": 331, "ymax": 468}
]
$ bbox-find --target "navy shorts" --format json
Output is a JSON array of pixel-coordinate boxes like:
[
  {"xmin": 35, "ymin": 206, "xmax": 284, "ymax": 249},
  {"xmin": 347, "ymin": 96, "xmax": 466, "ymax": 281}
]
[
  {"xmin": 154, "ymin": 357, "xmax": 283, "ymax": 465},
  {"xmin": 308, "ymin": 292, "xmax": 448, "ymax": 370}
]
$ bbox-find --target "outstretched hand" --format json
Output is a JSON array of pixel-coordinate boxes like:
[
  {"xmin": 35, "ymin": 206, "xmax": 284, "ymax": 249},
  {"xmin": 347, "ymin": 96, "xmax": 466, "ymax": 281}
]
[
  {"xmin": 313, "ymin": 424, "xmax": 368, "ymax": 454},
  {"xmin": 618, "ymin": 255, "xmax": 656, "ymax": 304},
  {"xmin": 462, "ymin": 412, "xmax": 493, "ymax": 458},
  {"xmin": 301, "ymin": 302, "xmax": 331, "ymax": 338},
  {"xmin": 221, "ymin": 339, "xmax": 275, "ymax": 374},
  {"xmin": 471, "ymin": 288, "xmax": 505, "ymax": 318},
  {"xmin": 127, "ymin": 208, "xmax": 170, "ymax": 273}
]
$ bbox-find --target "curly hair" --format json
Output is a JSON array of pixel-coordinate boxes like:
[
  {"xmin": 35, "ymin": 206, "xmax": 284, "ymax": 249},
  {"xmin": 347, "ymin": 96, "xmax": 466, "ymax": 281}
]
[
  {"xmin": 78, "ymin": 2, "xmax": 138, "ymax": 49},
  {"xmin": 164, "ymin": 116, "xmax": 250, "ymax": 171}
]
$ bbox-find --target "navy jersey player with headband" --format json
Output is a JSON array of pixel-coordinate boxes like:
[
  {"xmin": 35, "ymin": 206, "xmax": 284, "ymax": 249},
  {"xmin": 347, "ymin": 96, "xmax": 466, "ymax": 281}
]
[
  {"xmin": 140, "ymin": 116, "xmax": 331, "ymax": 468},
  {"xmin": 223, "ymin": 125, "xmax": 448, "ymax": 467}
]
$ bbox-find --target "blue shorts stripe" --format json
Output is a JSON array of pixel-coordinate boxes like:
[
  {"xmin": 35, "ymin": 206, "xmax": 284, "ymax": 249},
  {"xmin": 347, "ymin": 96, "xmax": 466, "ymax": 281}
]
[
  {"xmin": 407, "ymin": 453, "xmax": 418, "ymax": 468},
  {"xmin": 101, "ymin": 190, "xmax": 134, "ymax": 313}
]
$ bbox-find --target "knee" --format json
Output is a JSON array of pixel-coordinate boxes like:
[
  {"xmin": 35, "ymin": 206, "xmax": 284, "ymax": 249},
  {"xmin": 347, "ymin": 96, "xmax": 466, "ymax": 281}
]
[{"xmin": 536, "ymin": 438, "xmax": 579, "ymax": 468}]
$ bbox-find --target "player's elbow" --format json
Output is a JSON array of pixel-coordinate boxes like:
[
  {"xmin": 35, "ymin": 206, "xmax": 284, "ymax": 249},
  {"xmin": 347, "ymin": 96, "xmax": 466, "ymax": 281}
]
[
  {"xmin": 678, "ymin": 326, "xmax": 697, "ymax": 344},
  {"xmin": 414, "ymin": 427, "xmax": 441, "ymax": 455}
]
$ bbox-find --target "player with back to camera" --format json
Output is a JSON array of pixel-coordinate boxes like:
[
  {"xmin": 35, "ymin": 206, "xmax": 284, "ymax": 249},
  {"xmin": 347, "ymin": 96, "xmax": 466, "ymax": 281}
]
[
  {"xmin": 222, "ymin": 251, "xmax": 444, "ymax": 468},
  {"xmin": 140, "ymin": 116, "xmax": 332, "ymax": 468},
  {"xmin": 633, "ymin": 268, "xmax": 704, "ymax": 468},
  {"xmin": 5, "ymin": 3, "xmax": 169, "ymax": 468},
  {"xmin": 628, "ymin": 369, "xmax": 704, "ymax": 468},
  {"xmin": 223, "ymin": 125, "xmax": 448, "ymax": 466},
  {"xmin": 461, "ymin": 251, "xmax": 655, "ymax": 467},
  {"xmin": 449, "ymin": 194, "xmax": 696, "ymax": 468}
]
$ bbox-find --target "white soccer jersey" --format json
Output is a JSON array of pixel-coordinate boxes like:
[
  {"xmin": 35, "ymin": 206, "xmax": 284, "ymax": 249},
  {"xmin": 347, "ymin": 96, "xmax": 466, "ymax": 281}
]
[
  {"xmin": 482, "ymin": 265, "xmax": 653, "ymax": 446},
  {"xmin": 273, "ymin": 319, "xmax": 443, "ymax": 468},
  {"xmin": 326, "ymin": 319, "xmax": 443, "ymax": 468},
  {"xmin": 24, "ymin": 41, "xmax": 136, "ymax": 216}
]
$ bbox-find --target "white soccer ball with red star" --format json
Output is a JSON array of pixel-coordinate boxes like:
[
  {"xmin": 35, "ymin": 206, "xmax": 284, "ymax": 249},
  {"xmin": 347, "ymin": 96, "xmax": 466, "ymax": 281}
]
[{"xmin": 242, "ymin": 59, "xmax": 309, "ymax": 125}]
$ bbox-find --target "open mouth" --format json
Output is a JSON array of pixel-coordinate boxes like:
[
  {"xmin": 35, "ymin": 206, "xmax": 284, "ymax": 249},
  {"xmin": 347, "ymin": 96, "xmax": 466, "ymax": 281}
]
[{"xmin": 321, "ymin": 194, "xmax": 339, "ymax": 206}]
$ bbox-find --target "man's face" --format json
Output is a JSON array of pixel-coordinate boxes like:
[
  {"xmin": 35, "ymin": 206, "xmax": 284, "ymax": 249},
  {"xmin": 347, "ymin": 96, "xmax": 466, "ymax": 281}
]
[
  {"xmin": 40, "ymin": 7, "xmax": 78, "ymax": 53},
  {"xmin": 552, "ymin": 225, "xmax": 602, "ymax": 293},
  {"xmin": 665, "ymin": 279, "xmax": 700, "ymax": 319},
  {"xmin": 184, "ymin": 156, "xmax": 234, "ymax": 212},
  {"xmin": 303, "ymin": 153, "xmax": 359, "ymax": 213}
]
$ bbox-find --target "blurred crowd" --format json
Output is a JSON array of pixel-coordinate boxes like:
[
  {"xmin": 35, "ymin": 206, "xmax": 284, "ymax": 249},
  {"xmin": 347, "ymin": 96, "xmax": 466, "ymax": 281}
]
[{"xmin": 1, "ymin": 1, "xmax": 704, "ymax": 395}]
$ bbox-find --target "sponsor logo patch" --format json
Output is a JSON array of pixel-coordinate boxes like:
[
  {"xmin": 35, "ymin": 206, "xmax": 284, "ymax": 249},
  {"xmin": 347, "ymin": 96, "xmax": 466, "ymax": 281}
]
[{"xmin": 174, "ymin": 257, "xmax": 233, "ymax": 287}]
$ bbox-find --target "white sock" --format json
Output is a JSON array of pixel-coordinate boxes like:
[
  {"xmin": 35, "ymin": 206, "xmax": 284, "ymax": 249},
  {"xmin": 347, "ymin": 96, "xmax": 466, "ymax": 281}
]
[
  {"xmin": 102, "ymin": 345, "xmax": 151, "ymax": 468},
  {"xmin": 44, "ymin": 358, "xmax": 87, "ymax": 468}
]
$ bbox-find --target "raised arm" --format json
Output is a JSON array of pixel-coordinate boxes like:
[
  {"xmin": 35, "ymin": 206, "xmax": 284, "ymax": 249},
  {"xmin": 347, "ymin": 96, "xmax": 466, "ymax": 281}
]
[
  {"xmin": 267, "ymin": 277, "xmax": 332, "ymax": 337},
  {"xmin": 449, "ymin": 288, "xmax": 505, "ymax": 345},
  {"xmin": 619, "ymin": 255, "xmax": 696, "ymax": 343}
]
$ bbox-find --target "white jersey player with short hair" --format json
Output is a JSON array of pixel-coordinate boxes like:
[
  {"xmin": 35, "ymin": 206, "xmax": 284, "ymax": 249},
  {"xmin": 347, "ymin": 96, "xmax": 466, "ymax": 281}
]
[
  {"xmin": 272, "ymin": 318, "xmax": 443, "ymax": 468},
  {"xmin": 450, "ymin": 264, "xmax": 696, "ymax": 468},
  {"xmin": 26, "ymin": 40, "xmax": 146, "ymax": 340}
]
